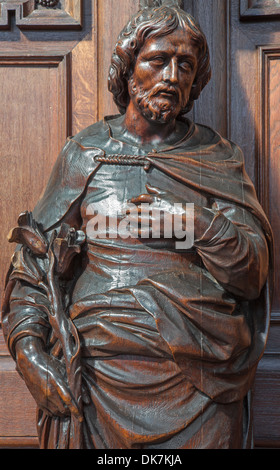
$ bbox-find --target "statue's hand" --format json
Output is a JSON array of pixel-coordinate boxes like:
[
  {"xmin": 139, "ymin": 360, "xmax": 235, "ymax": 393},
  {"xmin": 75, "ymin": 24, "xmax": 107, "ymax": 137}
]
[
  {"xmin": 128, "ymin": 184, "xmax": 193, "ymax": 240},
  {"xmin": 15, "ymin": 336, "xmax": 81, "ymax": 419},
  {"xmin": 128, "ymin": 184, "xmax": 215, "ymax": 242}
]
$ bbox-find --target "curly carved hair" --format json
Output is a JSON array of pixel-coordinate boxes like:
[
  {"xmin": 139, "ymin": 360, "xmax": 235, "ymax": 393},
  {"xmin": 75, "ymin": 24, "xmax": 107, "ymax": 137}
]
[{"xmin": 108, "ymin": 5, "xmax": 211, "ymax": 115}]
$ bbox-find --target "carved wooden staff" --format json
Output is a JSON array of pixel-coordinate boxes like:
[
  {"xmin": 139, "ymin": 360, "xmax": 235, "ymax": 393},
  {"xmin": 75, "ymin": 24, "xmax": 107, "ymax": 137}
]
[{"xmin": 8, "ymin": 212, "xmax": 85, "ymax": 448}]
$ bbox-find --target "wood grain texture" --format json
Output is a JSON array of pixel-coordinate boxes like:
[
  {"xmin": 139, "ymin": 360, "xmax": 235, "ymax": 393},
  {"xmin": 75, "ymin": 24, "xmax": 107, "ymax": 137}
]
[
  {"xmin": 257, "ymin": 48, "xmax": 280, "ymax": 316},
  {"xmin": 240, "ymin": 0, "xmax": 280, "ymax": 18},
  {"xmin": 97, "ymin": 0, "xmax": 140, "ymax": 119},
  {"xmin": 0, "ymin": 357, "xmax": 37, "ymax": 439},
  {"xmin": 190, "ymin": 0, "xmax": 228, "ymax": 138},
  {"xmin": 228, "ymin": 0, "xmax": 280, "ymax": 182},
  {"xmin": 0, "ymin": 330, "xmax": 9, "ymax": 356},
  {"xmin": 0, "ymin": 0, "xmax": 83, "ymax": 30},
  {"xmin": 266, "ymin": 54, "xmax": 280, "ymax": 314},
  {"xmin": 254, "ymin": 355, "xmax": 280, "ymax": 446},
  {"xmin": 0, "ymin": 436, "xmax": 38, "ymax": 448},
  {"xmin": 71, "ymin": 0, "xmax": 98, "ymax": 134}
]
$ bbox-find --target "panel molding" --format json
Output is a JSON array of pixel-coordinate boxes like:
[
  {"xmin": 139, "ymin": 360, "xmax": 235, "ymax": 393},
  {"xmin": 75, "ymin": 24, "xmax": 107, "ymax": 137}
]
[
  {"xmin": 254, "ymin": 352, "xmax": 280, "ymax": 447},
  {"xmin": 0, "ymin": 436, "xmax": 38, "ymax": 448},
  {"xmin": 240, "ymin": 0, "xmax": 280, "ymax": 19},
  {"xmin": 257, "ymin": 46, "xmax": 280, "ymax": 218},
  {"xmin": 0, "ymin": 356, "xmax": 37, "ymax": 440},
  {"xmin": 0, "ymin": 50, "xmax": 72, "ymax": 144},
  {"xmin": 0, "ymin": 0, "xmax": 82, "ymax": 29},
  {"xmin": 256, "ymin": 44, "xmax": 280, "ymax": 349},
  {"xmin": 0, "ymin": 329, "xmax": 9, "ymax": 356}
]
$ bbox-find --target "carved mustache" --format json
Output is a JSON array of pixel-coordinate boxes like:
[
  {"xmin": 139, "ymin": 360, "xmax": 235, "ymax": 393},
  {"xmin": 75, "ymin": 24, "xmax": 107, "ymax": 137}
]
[
  {"xmin": 129, "ymin": 78, "xmax": 181, "ymax": 103},
  {"xmin": 150, "ymin": 84, "xmax": 180, "ymax": 100}
]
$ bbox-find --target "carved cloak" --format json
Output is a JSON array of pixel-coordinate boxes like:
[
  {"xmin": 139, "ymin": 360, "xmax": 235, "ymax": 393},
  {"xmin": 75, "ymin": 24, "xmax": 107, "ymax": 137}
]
[{"xmin": 1, "ymin": 116, "xmax": 273, "ymax": 448}]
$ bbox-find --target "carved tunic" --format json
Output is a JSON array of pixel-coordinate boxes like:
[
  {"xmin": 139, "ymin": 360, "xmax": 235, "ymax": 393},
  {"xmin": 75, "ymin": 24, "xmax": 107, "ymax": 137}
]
[{"xmin": 2, "ymin": 116, "xmax": 272, "ymax": 448}]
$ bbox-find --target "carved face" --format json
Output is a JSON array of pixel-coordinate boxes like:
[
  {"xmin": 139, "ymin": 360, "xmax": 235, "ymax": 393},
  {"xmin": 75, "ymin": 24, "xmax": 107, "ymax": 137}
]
[{"xmin": 128, "ymin": 28, "xmax": 199, "ymax": 123}]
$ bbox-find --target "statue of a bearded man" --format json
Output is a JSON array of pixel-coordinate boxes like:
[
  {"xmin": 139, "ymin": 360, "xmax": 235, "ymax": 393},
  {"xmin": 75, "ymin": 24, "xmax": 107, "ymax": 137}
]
[{"xmin": 2, "ymin": 0, "xmax": 272, "ymax": 449}]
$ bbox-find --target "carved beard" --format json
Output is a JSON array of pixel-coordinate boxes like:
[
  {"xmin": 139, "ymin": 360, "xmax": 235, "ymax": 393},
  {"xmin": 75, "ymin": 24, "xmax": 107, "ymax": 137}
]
[{"xmin": 128, "ymin": 77, "xmax": 181, "ymax": 123}]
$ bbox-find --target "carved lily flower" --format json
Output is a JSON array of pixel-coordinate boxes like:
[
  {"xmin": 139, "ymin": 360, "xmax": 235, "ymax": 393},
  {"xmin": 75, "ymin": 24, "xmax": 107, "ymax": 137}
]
[
  {"xmin": 9, "ymin": 247, "xmax": 44, "ymax": 287},
  {"xmin": 7, "ymin": 212, "xmax": 85, "ymax": 442},
  {"xmin": 8, "ymin": 211, "xmax": 48, "ymax": 256},
  {"xmin": 51, "ymin": 223, "xmax": 86, "ymax": 276}
]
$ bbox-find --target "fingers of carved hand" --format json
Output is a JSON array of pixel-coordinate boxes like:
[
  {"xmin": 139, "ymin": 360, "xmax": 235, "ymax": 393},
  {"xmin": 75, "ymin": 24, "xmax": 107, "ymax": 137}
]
[
  {"xmin": 125, "ymin": 188, "xmax": 190, "ymax": 239},
  {"xmin": 130, "ymin": 184, "xmax": 166, "ymax": 205},
  {"xmin": 130, "ymin": 187, "xmax": 182, "ymax": 209},
  {"xmin": 145, "ymin": 183, "xmax": 164, "ymax": 196},
  {"xmin": 19, "ymin": 352, "xmax": 80, "ymax": 419},
  {"xmin": 130, "ymin": 194, "xmax": 155, "ymax": 205},
  {"xmin": 125, "ymin": 206, "xmax": 164, "ymax": 238},
  {"xmin": 45, "ymin": 370, "xmax": 81, "ymax": 419}
]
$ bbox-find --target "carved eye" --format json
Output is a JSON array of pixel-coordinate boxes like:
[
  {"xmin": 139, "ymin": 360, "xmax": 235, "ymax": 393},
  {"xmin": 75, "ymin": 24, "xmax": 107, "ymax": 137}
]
[
  {"xmin": 149, "ymin": 56, "xmax": 165, "ymax": 65},
  {"xmin": 179, "ymin": 61, "xmax": 193, "ymax": 72}
]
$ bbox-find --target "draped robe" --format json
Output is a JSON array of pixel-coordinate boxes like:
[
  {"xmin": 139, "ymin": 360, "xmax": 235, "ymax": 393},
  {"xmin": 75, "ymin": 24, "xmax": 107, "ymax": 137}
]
[{"xmin": 1, "ymin": 116, "xmax": 273, "ymax": 449}]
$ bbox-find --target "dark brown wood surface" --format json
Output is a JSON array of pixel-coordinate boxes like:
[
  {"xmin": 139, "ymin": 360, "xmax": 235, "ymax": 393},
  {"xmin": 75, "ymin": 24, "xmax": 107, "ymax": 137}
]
[{"xmin": 0, "ymin": 0, "xmax": 279, "ymax": 447}]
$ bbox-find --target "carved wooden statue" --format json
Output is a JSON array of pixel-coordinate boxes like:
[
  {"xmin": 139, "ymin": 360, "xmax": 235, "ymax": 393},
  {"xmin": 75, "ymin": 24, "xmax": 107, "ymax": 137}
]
[{"xmin": 1, "ymin": 0, "xmax": 273, "ymax": 449}]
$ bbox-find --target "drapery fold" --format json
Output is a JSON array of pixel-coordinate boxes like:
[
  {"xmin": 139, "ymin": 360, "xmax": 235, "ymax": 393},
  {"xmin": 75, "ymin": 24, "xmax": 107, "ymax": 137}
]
[{"xmin": 1, "ymin": 116, "xmax": 273, "ymax": 448}]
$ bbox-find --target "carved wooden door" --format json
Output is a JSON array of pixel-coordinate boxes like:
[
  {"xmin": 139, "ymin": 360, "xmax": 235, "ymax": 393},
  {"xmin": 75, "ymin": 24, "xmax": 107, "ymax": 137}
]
[{"xmin": 0, "ymin": 0, "xmax": 279, "ymax": 449}]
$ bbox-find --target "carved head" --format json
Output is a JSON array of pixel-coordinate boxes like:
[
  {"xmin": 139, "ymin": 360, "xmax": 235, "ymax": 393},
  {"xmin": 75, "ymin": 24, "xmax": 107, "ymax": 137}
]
[{"xmin": 108, "ymin": 4, "xmax": 211, "ymax": 117}]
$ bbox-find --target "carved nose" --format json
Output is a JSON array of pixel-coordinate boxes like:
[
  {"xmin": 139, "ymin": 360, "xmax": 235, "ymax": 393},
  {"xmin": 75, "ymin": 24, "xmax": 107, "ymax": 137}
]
[{"xmin": 163, "ymin": 59, "xmax": 178, "ymax": 84}]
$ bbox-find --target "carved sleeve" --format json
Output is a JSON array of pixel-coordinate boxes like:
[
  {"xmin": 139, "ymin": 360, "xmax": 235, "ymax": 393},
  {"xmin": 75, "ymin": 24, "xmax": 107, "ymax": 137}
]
[{"xmin": 194, "ymin": 201, "xmax": 269, "ymax": 300}]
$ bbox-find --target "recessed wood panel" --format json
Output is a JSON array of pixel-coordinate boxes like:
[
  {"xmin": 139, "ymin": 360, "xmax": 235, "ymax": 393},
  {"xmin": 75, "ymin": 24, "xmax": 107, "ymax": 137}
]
[
  {"xmin": 0, "ymin": 0, "xmax": 82, "ymax": 30},
  {"xmin": 0, "ymin": 357, "xmax": 38, "ymax": 443},
  {"xmin": 253, "ymin": 46, "xmax": 280, "ymax": 447},
  {"xmin": 97, "ymin": 0, "xmax": 140, "ymax": 119},
  {"xmin": 258, "ymin": 47, "xmax": 280, "ymax": 315},
  {"xmin": 254, "ymin": 355, "xmax": 280, "ymax": 446},
  {"xmin": 188, "ymin": 0, "xmax": 228, "ymax": 138},
  {"xmin": 71, "ymin": 0, "xmax": 98, "ymax": 134},
  {"xmin": 240, "ymin": 0, "xmax": 280, "ymax": 18},
  {"xmin": 0, "ymin": 54, "xmax": 70, "ymax": 305}
]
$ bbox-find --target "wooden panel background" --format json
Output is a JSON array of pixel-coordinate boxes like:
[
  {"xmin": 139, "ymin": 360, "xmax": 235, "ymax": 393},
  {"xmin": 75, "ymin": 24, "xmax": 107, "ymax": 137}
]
[{"xmin": 0, "ymin": 0, "xmax": 280, "ymax": 448}]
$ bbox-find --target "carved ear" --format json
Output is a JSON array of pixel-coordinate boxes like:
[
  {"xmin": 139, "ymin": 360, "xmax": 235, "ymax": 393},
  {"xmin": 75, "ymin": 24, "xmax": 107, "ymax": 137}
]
[{"xmin": 139, "ymin": 0, "xmax": 183, "ymax": 8}]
